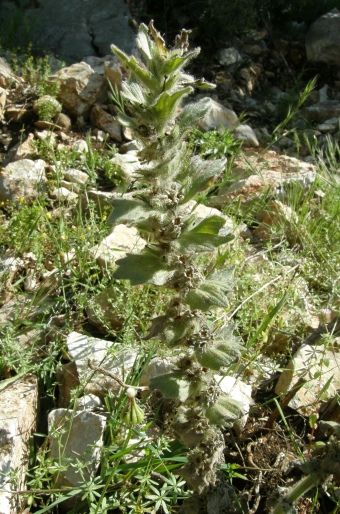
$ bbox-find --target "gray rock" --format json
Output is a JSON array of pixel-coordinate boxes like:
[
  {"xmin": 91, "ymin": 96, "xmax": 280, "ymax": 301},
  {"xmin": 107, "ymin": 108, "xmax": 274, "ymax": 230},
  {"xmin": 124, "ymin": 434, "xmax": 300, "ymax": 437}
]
[
  {"xmin": 120, "ymin": 140, "xmax": 142, "ymax": 153},
  {"xmin": 215, "ymin": 376, "xmax": 252, "ymax": 435},
  {"xmin": 302, "ymin": 101, "xmax": 340, "ymax": 123},
  {"xmin": 234, "ymin": 124, "xmax": 259, "ymax": 147},
  {"xmin": 139, "ymin": 358, "xmax": 175, "ymax": 388},
  {"xmin": 7, "ymin": 133, "xmax": 37, "ymax": 162},
  {"xmin": 50, "ymin": 187, "xmax": 78, "ymax": 201},
  {"xmin": 197, "ymin": 98, "xmax": 238, "ymax": 133},
  {"xmin": 63, "ymin": 168, "xmax": 89, "ymax": 185},
  {"xmin": 109, "ymin": 151, "xmax": 141, "ymax": 181},
  {"xmin": 0, "ymin": 87, "xmax": 6, "ymax": 119},
  {"xmin": 48, "ymin": 409, "xmax": 106, "ymax": 488},
  {"xmin": 92, "ymin": 224, "xmax": 146, "ymax": 269},
  {"xmin": 65, "ymin": 331, "xmax": 138, "ymax": 396},
  {"xmin": 306, "ymin": 8, "xmax": 340, "ymax": 66},
  {"xmin": 0, "ymin": 252, "xmax": 23, "ymax": 279},
  {"xmin": 90, "ymin": 104, "xmax": 122, "ymax": 142},
  {"xmin": 33, "ymin": 95, "xmax": 62, "ymax": 120},
  {"xmin": 0, "ymin": 375, "xmax": 38, "ymax": 514},
  {"xmin": 0, "ymin": 57, "xmax": 19, "ymax": 88},
  {"xmin": 0, "ymin": 159, "xmax": 47, "ymax": 203},
  {"xmin": 72, "ymin": 139, "xmax": 89, "ymax": 153},
  {"xmin": 275, "ymin": 342, "xmax": 340, "ymax": 416},
  {"xmin": 82, "ymin": 189, "xmax": 116, "ymax": 214},
  {"xmin": 86, "ymin": 288, "xmax": 125, "ymax": 333},
  {"xmin": 4, "ymin": 0, "xmax": 135, "ymax": 63},
  {"xmin": 74, "ymin": 394, "xmax": 102, "ymax": 411},
  {"xmin": 317, "ymin": 118, "xmax": 339, "ymax": 133},
  {"xmin": 218, "ymin": 47, "xmax": 242, "ymax": 67},
  {"xmin": 52, "ymin": 62, "xmax": 108, "ymax": 118},
  {"xmin": 55, "ymin": 112, "xmax": 72, "ymax": 131}
]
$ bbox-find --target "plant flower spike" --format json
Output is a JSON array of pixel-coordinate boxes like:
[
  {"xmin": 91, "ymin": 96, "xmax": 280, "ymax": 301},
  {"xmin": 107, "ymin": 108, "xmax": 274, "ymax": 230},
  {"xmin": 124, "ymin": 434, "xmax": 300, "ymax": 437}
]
[{"xmin": 109, "ymin": 21, "xmax": 243, "ymax": 504}]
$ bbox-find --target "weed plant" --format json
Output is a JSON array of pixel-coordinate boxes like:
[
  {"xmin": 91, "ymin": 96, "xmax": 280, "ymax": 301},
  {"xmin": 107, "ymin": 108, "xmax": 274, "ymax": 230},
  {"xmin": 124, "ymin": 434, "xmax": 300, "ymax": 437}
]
[{"xmin": 108, "ymin": 21, "xmax": 244, "ymax": 501}]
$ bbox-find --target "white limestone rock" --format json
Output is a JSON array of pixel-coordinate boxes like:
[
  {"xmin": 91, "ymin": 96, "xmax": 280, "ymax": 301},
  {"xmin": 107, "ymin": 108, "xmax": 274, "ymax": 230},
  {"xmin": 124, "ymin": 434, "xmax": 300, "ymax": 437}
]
[
  {"xmin": 275, "ymin": 342, "xmax": 340, "ymax": 416},
  {"xmin": 109, "ymin": 150, "xmax": 141, "ymax": 181},
  {"xmin": 50, "ymin": 187, "xmax": 78, "ymax": 201},
  {"xmin": 65, "ymin": 331, "xmax": 138, "ymax": 396},
  {"xmin": 306, "ymin": 8, "xmax": 340, "ymax": 66},
  {"xmin": 216, "ymin": 376, "xmax": 252, "ymax": 434},
  {"xmin": 48, "ymin": 408, "xmax": 106, "ymax": 489},
  {"xmin": 0, "ymin": 57, "xmax": 19, "ymax": 88},
  {"xmin": 0, "ymin": 86, "xmax": 6, "ymax": 119},
  {"xmin": 218, "ymin": 47, "xmax": 243, "ymax": 67},
  {"xmin": 63, "ymin": 168, "xmax": 89, "ymax": 185},
  {"xmin": 90, "ymin": 104, "xmax": 122, "ymax": 142},
  {"xmin": 197, "ymin": 98, "xmax": 239, "ymax": 133},
  {"xmin": 52, "ymin": 62, "xmax": 107, "ymax": 118},
  {"xmin": 74, "ymin": 394, "xmax": 102, "ymax": 411},
  {"xmin": 0, "ymin": 159, "xmax": 47, "ymax": 204},
  {"xmin": 234, "ymin": 124, "xmax": 259, "ymax": 147},
  {"xmin": 0, "ymin": 375, "xmax": 38, "ymax": 514},
  {"xmin": 92, "ymin": 224, "xmax": 146, "ymax": 269},
  {"xmin": 139, "ymin": 358, "xmax": 175, "ymax": 388}
]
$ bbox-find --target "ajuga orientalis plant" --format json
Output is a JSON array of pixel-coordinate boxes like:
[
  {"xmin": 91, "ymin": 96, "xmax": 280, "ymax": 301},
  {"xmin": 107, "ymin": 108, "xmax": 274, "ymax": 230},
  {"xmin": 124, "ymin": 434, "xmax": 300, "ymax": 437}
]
[{"xmin": 109, "ymin": 21, "xmax": 243, "ymax": 496}]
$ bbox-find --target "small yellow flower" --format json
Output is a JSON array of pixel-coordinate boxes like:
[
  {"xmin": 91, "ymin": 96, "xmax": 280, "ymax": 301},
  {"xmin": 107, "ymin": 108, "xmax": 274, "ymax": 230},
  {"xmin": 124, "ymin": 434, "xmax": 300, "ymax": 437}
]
[
  {"xmin": 101, "ymin": 214, "xmax": 107, "ymax": 221},
  {"xmin": 17, "ymin": 196, "xmax": 24, "ymax": 204}
]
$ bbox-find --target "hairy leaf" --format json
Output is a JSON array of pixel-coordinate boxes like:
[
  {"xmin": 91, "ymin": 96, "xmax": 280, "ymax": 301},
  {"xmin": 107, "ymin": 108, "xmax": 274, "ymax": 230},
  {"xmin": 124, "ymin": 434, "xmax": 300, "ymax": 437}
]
[
  {"xmin": 121, "ymin": 81, "xmax": 146, "ymax": 106},
  {"xmin": 116, "ymin": 112, "xmax": 138, "ymax": 129},
  {"xmin": 179, "ymin": 156, "xmax": 227, "ymax": 203},
  {"xmin": 185, "ymin": 267, "xmax": 234, "ymax": 311},
  {"xmin": 107, "ymin": 198, "xmax": 153, "ymax": 225},
  {"xmin": 150, "ymin": 88, "xmax": 193, "ymax": 123},
  {"xmin": 149, "ymin": 372, "xmax": 201, "ymax": 401},
  {"xmin": 162, "ymin": 49, "xmax": 200, "ymax": 76},
  {"xmin": 206, "ymin": 394, "xmax": 241, "ymax": 426},
  {"xmin": 196, "ymin": 343, "xmax": 241, "ymax": 370},
  {"xmin": 145, "ymin": 314, "xmax": 189, "ymax": 344},
  {"xmin": 175, "ymin": 215, "xmax": 234, "ymax": 252},
  {"xmin": 113, "ymin": 248, "xmax": 173, "ymax": 285},
  {"xmin": 149, "ymin": 20, "xmax": 167, "ymax": 58},
  {"xmin": 177, "ymin": 98, "xmax": 211, "ymax": 132},
  {"xmin": 136, "ymin": 23, "xmax": 154, "ymax": 61},
  {"xmin": 111, "ymin": 44, "xmax": 156, "ymax": 90}
]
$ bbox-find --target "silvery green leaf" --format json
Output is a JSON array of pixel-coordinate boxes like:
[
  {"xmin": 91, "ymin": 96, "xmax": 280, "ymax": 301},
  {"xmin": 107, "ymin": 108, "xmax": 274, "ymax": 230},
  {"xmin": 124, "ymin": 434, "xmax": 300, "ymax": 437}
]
[
  {"xmin": 150, "ymin": 87, "xmax": 193, "ymax": 123},
  {"xmin": 175, "ymin": 215, "xmax": 234, "ymax": 252},
  {"xmin": 149, "ymin": 372, "xmax": 201, "ymax": 401},
  {"xmin": 206, "ymin": 394, "xmax": 241, "ymax": 426},
  {"xmin": 196, "ymin": 342, "xmax": 241, "ymax": 370},
  {"xmin": 117, "ymin": 112, "xmax": 138, "ymax": 129},
  {"xmin": 107, "ymin": 198, "xmax": 151, "ymax": 225},
  {"xmin": 111, "ymin": 44, "xmax": 156, "ymax": 90},
  {"xmin": 177, "ymin": 98, "xmax": 211, "ymax": 132},
  {"xmin": 113, "ymin": 248, "xmax": 173, "ymax": 285},
  {"xmin": 191, "ymin": 78, "xmax": 216, "ymax": 90},
  {"xmin": 162, "ymin": 49, "xmax": 200, "ymax": 76},
  {"xmin": 185, "ymin": 267, "xmax": 234, "ymax": 311},
  {"xmin": 136, "ymin": 23, "xmax": 153, "ymax": 61},
  {"xmin": 179, "ymin": 156, "xmax": 227, "ymax": 203},
  {"xmin": 145, "ymin": 315, "xmax": 188, "ymax": 344},
  {"xmin": 196, "ymin": 324, "xmax": 243, "ymax": 370},
  {"xmin": 122, "ymin": 81, "xmax": 146, "ymax": 106}
]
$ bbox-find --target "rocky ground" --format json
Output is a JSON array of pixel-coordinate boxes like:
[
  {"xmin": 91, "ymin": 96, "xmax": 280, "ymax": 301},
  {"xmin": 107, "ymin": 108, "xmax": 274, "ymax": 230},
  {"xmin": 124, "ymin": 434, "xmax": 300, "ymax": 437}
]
[{"xmin": 0, "ymin": 7, "xmax": 340, "ymax": 514}]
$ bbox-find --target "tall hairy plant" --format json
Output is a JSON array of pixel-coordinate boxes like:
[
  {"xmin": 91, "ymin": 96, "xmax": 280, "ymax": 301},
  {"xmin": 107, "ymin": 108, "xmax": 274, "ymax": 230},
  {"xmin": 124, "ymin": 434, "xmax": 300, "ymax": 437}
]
[{"xmin": 109, "ymin": 21, "xmax": 243, "ymax": 496}]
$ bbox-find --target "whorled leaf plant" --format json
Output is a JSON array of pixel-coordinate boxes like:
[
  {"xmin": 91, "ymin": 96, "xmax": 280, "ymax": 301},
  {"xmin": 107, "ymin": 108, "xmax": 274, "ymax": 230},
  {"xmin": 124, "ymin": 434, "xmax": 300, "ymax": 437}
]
[{"xmin": 109, "ymin": 21, "xmax": 243, "ymax": 495}]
